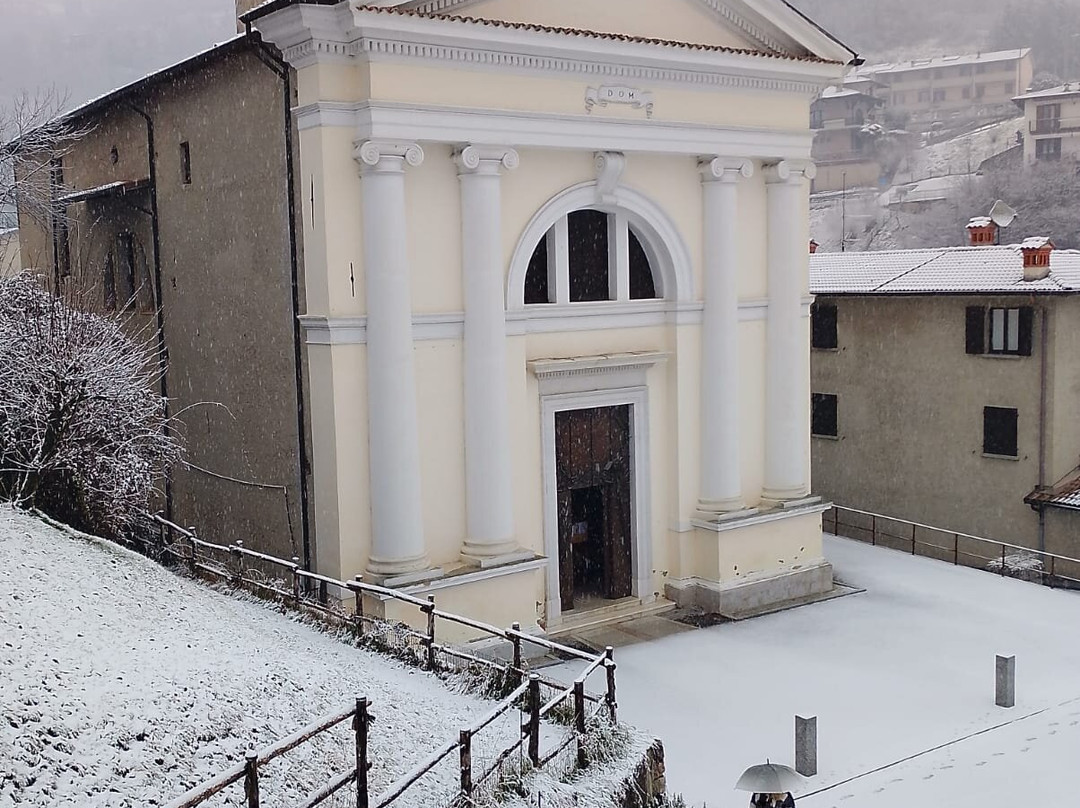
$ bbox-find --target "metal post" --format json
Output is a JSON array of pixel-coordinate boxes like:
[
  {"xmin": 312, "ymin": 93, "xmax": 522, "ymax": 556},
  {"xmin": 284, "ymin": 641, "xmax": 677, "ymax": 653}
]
[
  {"xmin": 527, "ymin": 674, "xmax": 541, "ymax": 766},
  {"xmin": 355, "ymin": 697, "xmax": 369, "ymax": 808},
  {"xmin": 871, "ymin": 514, "xmax": 877, "ymax": 546},
  {"xmin": 795, "ymin": 715, "xmax": 818, "ymax": 777},
  {"xmin": 234, "ymin": 541, "xmax": 245, "ymax": 585},
  {"xmin": 1000, "ymin": 544, "xmax": 1007, "ymax": 576},
  {"xmin": 459, "ymin": 730, "xmax": 473, "ymax": 798},
  {"xmin": 355, "ymin": 577, "xmax": 365, "ymax": 636},
  {"xmin": 574, "ymin": 680, "xmax": 587, "ymax": 768},
  {"xmin": 911, "ymin": 523, "xmax": 916, "ymax": 555},
  {"xmin": 604, "ymin": 647, "xmax": 617, "ymax": 723},
  {"xmin": 244, "ymin": 750, "xmax": 259, "ymax": 808},
  {"xmin": 996, "ymin": 655, "xmax": 1016, "ymax": 708},
  {"xmin": 425, "ymin": 595, "xmax": 437, "ymax": 670},
  {"xmin": 953, "ymin": 534, "xmax": 959, "ymax": 566},
  {"xmin": 291, "ymin": 558, "xmax": 301, "ymax": 605},
  {"xmin": 187, "ymin": 530, "xmax": 198, "ymax": 575},
  {"xmin": 511, "ymin": 621, "xmax": 522, "ymax": 673},
  {"xmin": 318, "ymin": 579, "xmax": 328, "ymax": 606}
]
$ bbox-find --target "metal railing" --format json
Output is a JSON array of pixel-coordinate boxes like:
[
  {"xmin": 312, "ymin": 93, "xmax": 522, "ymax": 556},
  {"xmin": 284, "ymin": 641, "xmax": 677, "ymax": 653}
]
[
  {"xmin": 147, "ymin": 514, "xmax": 618, "ymax": 808},
  {"xmin": 1030, "ymin": 116, "xmax": 1080, "ymax": 134},
  {"xmin": 824, "ymin": 505, "xmax": 1080, "ymax": 588}
]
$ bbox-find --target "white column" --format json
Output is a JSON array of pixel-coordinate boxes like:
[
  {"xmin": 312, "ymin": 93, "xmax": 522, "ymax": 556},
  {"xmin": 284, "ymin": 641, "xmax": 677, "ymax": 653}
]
[
  {"xmin": 355, "ymin": 141, "xmax": 430, "ymax": 577},
  {"xmin": 698, "ymin": 157, "xmax": 753, "ymax": 515},
  {"xmin": 455, "ymin": 146, "xmax": 521, "ymax": 562},
  {"xmin": 762, "ymin": 160, "xmax": 816, "ymax": 504}
]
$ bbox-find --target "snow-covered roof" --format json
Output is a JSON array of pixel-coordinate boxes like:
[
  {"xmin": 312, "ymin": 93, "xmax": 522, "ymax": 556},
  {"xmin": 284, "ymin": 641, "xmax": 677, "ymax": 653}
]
[
  {"xmin": 810, "ymin": 244, "xmax": 1080, "ymax": 295},
  {"xmin": 855, "ymin": 48, "xmax": 1031, "ymax": 78},
  {"xmin": 57, "ymin": 179, "xmax": 151, "ymax": 205},
  {"xmin": 1026, "ymin": 472, "xmax": 1080, "ymax": 511},
  {"xmin": 1013, "ymin": 83, "xmax": 1080, "ymax": 103}
]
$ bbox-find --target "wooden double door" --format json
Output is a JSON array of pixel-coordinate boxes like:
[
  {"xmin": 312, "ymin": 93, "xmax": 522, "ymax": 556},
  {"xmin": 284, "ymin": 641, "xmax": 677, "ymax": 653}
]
[{"xmin": 555, "ymin": 405, "xmax": 633, "ymax": 613}]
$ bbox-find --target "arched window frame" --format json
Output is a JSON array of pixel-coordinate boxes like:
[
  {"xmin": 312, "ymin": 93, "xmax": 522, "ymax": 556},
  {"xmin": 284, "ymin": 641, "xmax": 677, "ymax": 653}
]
[{"xmin": 507, "ymin": 182, "xmax": 694, "ymax": 313}]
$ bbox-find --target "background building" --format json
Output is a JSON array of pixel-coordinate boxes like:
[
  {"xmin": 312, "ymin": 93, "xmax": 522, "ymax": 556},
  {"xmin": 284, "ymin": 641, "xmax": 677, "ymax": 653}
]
[
  {"xmin": 810, "ymin": 222, "xmax": 1080, "ymax": 560},
  {"xmin": 1014, "ymin": 83, "xmax": 1080, "ymax": 164}
]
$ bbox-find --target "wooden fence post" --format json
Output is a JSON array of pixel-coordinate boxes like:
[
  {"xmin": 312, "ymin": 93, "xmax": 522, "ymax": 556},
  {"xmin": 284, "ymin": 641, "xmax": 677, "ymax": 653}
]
[
  {"xmin": 527, "ymin": 674, "xmax": 541, "ymax": 766},
  {"xmin": 511, "ymin": 621, "xmax": 522, "ymax": 678},
  {"xmin": 318, "ymin": 579, "xmax": 328, "ymax": 606},
  {"xmin": 425, "ymin": 595, "xmax": 437, "ymax": 670},
  {"xmin": 244, "ymin": 750, "xmax": 259, "ymax": 808},
  {"xmin": 604, "ymin": 647, "xmax": 617, "ymax": 723},
  {"xmin": 871, "ymin": 514, "xmax": 877, "ymax": 546},
  {"xmin": 355, "ymin": 697, "xmax": 369, "ymax": 808},
  {"xmin": 574, "ymin": 680, "xmax": 587, "ymax": 769},
  {"xmin": 459, "ymin": 729, "xmax": 473, "ymax": 798},
  {"xmin": 953, "ymin": 534, "xmax": 959, "ymax": 566},
  {"xmin": 1000, "ymin": 544, "xmax": 1007, "ymax": 576},
  {"xmin": 291, "ymin": 558, "xmax": 301, "ymax": 606}
]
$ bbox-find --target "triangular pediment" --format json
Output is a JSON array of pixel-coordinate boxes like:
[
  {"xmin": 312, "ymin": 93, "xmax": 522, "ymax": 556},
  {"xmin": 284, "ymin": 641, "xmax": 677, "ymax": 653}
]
[{"xmin": 382, "ymin": 0, "xmax": 855, "ymax": 62}]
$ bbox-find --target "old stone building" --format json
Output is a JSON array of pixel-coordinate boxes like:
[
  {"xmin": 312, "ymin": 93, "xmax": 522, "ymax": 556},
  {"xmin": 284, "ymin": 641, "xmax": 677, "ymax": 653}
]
[{"xmin": 15, "ymin": 34, "xmax": 311, "ymax": 565}]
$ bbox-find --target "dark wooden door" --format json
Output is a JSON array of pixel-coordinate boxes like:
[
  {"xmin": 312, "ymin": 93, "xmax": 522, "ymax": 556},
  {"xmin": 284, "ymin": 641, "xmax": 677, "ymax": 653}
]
[{"xmin": 554, "ymin": 405, "xmax": 633, "ymax": 610}]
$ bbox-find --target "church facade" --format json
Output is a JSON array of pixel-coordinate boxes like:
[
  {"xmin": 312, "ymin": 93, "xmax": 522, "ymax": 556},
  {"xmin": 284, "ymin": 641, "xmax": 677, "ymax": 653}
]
[{"xmin": 247, "ymin": 0, "xmax": 855, "ymax": 634}]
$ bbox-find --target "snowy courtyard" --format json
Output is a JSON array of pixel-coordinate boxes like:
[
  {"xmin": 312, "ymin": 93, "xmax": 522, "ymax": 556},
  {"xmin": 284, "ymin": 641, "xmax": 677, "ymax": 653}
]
[{"xmin": 557, "ymin": 535, "xmax": 1080, "ymax": 807}]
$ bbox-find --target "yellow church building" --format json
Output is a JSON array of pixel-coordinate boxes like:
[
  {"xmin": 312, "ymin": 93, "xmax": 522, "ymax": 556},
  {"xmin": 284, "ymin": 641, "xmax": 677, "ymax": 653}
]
[{"xmin": 243, "ymin": 0, "xmax": 856, "ymax": 633}]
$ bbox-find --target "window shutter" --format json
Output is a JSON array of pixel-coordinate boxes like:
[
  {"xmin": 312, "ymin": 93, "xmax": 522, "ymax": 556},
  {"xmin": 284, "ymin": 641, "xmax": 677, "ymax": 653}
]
[
  {"xmin": 1018, "ymin": 307, "xmax": 1034, "ymax": 357},
  {"xmin": 965, "ymin": 306, "xmax": 985, "ymax": 354}
]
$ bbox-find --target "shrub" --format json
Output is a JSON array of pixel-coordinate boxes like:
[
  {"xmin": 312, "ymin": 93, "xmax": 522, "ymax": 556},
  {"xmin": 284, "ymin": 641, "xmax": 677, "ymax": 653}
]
[{"xmin": 0, "ymin": 273, "xmax": 180, "ymax": 538}]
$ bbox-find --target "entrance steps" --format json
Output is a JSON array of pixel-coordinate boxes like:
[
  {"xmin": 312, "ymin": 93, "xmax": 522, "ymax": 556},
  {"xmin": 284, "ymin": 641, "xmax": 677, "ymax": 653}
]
[{"xmin": 547, "ymin": 596, "xmax": 676, "ymax": 639}]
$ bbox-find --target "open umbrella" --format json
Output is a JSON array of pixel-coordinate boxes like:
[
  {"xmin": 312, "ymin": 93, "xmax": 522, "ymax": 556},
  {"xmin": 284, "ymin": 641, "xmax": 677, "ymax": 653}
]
[{"xmin": 734, "ymin": 761, "xmax": 804, "ymax": 793}]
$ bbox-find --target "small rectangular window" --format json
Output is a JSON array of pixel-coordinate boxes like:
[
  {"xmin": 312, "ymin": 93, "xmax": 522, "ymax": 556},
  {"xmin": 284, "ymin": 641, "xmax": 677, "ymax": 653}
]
[
  {"xmin": 812, "ymin": 393, "xmax": 838, "ymax": 438},
  {"xmin": 933, "ymin": 89, "xmax": 946, "ymax": 102},
  {"xmin": 811, "ymin": 302, "xmax": 838, "ymax": 350},
  {"xmin": 180, "ymin": 141, "xmax": 192, "ymax": 185},
  {"xmin": 983, "ymin": 406, "xmax": 1018, "ymax": 457},
  {"xmin": 1036, "ymin": 138, "xmax": 1062, "ymax": 160}
]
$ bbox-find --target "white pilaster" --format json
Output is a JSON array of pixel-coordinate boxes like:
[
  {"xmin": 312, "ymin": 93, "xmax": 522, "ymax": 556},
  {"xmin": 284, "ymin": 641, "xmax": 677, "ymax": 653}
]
[
  {"xmin": 455, "ymin": 145, "xmax": 522, "ymax": 563},
  {"xmin": 698, "ymin": 157, "xmax": 753, "ymax": 515},
  {"xmin": 762, "ymin": 159, "xmax": 816, "ymax": 504},
  {"xmin": 355, "ymin": 140, "xmax": 430, "ymax": 577}
]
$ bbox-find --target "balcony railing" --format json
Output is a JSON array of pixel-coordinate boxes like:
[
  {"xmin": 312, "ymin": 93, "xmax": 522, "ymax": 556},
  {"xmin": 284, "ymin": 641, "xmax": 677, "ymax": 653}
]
[{"xmin": 1031, "ymin": 116, "xmax": 1080, "ymax": 135}]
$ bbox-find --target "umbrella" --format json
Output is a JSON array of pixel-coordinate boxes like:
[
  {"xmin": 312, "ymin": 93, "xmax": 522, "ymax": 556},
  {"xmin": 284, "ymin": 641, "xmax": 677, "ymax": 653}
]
[{"xmin": 734, "ymin": 761, "xmax": 804, "ymax": 793}]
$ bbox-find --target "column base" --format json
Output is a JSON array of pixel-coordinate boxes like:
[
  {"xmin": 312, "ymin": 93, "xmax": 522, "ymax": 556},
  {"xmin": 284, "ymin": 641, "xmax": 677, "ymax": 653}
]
[
  {"xmin": 366, "ymin": 551, "xmax": 436, "ymax": 580},
  {"xmin": 696, "ymin": 495, "xmax": 747, "ymax": 519},
  {"xmin": 461, "ymin": 539, "xmax": 535, "ymax": 570},
  {"xmin": 760, "ymin": 487, "xmax": 816, "ymax": 509}
]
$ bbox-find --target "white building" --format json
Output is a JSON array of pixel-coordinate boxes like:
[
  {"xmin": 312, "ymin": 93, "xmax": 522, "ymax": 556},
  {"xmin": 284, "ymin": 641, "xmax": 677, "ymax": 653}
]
[
  {"xmin": 1014, "ymin": 83, "xmax": 1080, "ymax": 164},
  {"xmin": 245, "ymin": 0, "xmax": 855, "ymax": 636}
]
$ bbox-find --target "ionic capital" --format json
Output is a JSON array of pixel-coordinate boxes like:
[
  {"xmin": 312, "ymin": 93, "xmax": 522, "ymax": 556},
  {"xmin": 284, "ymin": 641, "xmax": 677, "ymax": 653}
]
[
  {"xmin": 699, "ymin": 157, "xmax": 754, "ymax": 184},
  {"xmin": 763, "ymin": 159, "xmax": 817, "ymax": 184},
  {"xmin": 354, "ymin": 141, "xmax": 425, "ymax": 174},
  {"xmin": 454, "ymin": 145, "xmax": 520, "ymax": 176}
]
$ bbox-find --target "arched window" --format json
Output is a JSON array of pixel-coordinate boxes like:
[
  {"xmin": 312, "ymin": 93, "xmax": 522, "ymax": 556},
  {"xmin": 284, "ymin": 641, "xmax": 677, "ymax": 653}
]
[{"xmin": 524, "ymin": 208, "xmax": 659, "ymax": 305}]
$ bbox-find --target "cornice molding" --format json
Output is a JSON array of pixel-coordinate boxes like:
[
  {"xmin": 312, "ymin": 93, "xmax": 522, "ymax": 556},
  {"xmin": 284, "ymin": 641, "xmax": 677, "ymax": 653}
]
[
  {"xmin": 528, "ymin": 352, "xmax": 669, "ymax": 381},
  {"xmin": 295, "ymin": 100, "xmax": 814, "ymax": 161},
  {"xmin": 697, "ymin": 0, "xmax": 790, "ymax": 55}
]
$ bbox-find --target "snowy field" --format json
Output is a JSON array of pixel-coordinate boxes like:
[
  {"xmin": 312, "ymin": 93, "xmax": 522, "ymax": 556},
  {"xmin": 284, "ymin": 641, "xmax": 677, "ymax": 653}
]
[
  {"xmin": 0, "ymin": 506, "xmax": 647, "ymax": 808},
  {"xmin": 556, "ymin": 535, "xmax": 1080, "ymax": 807}
]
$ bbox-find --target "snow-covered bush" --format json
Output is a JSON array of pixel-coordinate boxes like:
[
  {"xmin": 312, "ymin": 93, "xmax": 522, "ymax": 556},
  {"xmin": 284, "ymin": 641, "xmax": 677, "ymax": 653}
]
[{"xmin": 0, "ymin": 272, "xmax": 180, "ymax": 538}]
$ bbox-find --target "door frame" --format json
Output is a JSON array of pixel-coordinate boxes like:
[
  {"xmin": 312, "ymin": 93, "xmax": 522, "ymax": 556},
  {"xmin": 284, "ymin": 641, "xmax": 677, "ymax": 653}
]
[{"xmin": 540, "ymin": 386, "xmax": 652, "ymax": 623}]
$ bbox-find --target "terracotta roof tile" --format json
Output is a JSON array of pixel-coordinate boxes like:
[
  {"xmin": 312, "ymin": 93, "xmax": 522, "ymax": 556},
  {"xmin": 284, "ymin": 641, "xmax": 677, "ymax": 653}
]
[{"xmin": 355, "ymin": 4, "xmax": 841, "ymax": 64}]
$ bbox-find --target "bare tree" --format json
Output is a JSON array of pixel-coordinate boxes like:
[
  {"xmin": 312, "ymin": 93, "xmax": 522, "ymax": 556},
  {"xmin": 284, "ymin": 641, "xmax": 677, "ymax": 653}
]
[
  {"xmin": 0, "ymin": 273, "xmax": 181, "ymax": 539},
  {"xmin": 0, "ymin": 89, "xmax": 89, "ymax": 233}
]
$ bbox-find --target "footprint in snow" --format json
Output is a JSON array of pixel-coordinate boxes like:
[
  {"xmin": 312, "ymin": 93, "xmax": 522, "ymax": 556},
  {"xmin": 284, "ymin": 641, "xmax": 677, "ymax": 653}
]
[{"xmin": 976, "ymin": 761, "xmax": 987, "ymax": 766}]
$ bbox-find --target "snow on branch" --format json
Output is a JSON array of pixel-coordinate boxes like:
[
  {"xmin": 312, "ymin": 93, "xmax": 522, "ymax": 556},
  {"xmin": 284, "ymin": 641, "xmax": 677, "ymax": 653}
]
[{"xmin": 0, "ymin": 272, "xmax": 181, "ymax": 538}]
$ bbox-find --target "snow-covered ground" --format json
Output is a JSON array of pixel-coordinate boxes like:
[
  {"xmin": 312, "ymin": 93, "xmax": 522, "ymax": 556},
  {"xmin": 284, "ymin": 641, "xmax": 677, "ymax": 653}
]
[
  {"xmin": 0, "ymin": 506, "xmax": 647, "ymax": 808},
  {"xmin": 904, "ymin": 117, "xmax": 1024, "ymax": 181},
  {"xmin": 556, "ymin": 535, "xmax": 1080, "ymax": 807}
]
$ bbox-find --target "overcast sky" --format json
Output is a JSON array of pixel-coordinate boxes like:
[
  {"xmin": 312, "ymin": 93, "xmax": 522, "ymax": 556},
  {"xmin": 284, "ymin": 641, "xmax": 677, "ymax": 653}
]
[{"xmin": 0, "ymin": 0, "xmax": 235, "ymax": 112}]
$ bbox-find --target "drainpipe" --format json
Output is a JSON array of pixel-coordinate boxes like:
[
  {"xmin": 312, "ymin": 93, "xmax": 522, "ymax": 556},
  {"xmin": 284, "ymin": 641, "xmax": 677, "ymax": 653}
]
[
  {"xmin": 128, "ymin": 102, "xmax": 173, "ymax": 525},
  {"xmin": 249, "ymin": 30, "xmax": 313, "ymax": 572},
  {"xmin": 1037, "ymin": 303, "xmax": 1050, "ymax": 555}
]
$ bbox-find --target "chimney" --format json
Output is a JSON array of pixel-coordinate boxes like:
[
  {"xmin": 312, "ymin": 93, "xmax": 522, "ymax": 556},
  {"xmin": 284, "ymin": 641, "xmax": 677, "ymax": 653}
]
[
  {"xmin": 809, "ymin": 239, "xmax": 819, "ymax": 254},
  {"xmin": 1020, "ymin": 237, "xmax": 1054, "ymax": 281},
  {"xmin": 966, "ymin": 216, "xmax": 998, "ymax": 246},
  {"xmin": 236, "ymin": 0, "xmax": 261, "ymax": 31}
]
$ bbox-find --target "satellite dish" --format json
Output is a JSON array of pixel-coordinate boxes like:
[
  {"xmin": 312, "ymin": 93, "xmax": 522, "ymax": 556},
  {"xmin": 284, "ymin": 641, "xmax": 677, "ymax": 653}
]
[{"xmin": 989, "ymin": 199, "xmax": 1018, "ymax": 228}]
